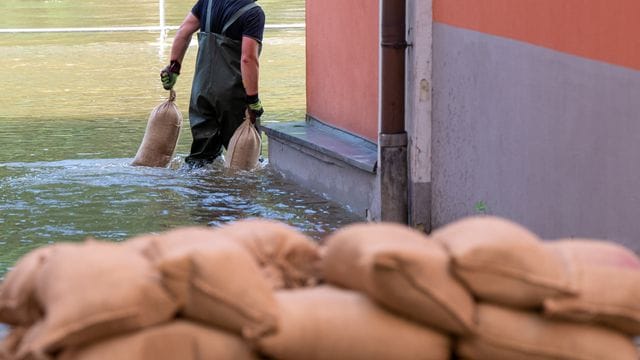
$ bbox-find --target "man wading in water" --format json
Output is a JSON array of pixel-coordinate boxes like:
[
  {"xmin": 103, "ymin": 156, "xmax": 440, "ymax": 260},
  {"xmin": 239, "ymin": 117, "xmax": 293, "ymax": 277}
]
[{"xmin": 161, "ymin": 0, "xmax": 265, "ymax": 167}]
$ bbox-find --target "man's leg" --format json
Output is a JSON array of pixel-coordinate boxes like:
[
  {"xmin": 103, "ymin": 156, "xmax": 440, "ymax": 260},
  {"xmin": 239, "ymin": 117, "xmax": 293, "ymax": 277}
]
[
  {"xmin": 185, "ymin": 131, "xmax": 223, "ymax": 167},
  {"xmin": 186, "ymin": 96, "xmax": 223, "ymax": 167}
]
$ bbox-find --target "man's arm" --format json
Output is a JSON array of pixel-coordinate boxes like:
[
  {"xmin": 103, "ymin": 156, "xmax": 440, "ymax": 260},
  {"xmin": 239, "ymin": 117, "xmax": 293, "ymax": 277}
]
[
  {"xmin": 171, "ymin": 13, "xmax": 201, "ymax": 64},
  {"xmin": 160, "ymin": 13, "xmax": 200, "ymax": 90},
  {"xmin": 241, "ymin": 36, "xmax": 260, "ymax": 96},
  {"xmin": 242, "ymin": 36, "xmax": 263, "ymax": 121}
]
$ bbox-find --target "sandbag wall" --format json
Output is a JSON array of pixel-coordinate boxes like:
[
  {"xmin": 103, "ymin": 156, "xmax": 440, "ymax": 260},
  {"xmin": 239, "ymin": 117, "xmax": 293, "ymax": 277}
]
[{"xmin": 0, "ymin": 216, "xmax": 639, "ymax": 359}]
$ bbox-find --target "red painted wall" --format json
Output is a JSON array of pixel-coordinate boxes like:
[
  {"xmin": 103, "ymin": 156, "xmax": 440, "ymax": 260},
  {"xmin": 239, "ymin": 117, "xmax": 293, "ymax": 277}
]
[
  {"xmin": 306, "ymin": 0, "xmax": 379, "ymax": 142},
  {"xmin": 434, "ymin": 0, "xmax": 640, "ymax": 71}
]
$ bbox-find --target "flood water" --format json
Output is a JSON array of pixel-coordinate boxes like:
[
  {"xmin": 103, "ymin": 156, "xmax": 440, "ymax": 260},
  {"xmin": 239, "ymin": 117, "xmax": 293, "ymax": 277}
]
[{"xmin": 0, "ymin": 0, "xmax": 362, "ymax": 277}]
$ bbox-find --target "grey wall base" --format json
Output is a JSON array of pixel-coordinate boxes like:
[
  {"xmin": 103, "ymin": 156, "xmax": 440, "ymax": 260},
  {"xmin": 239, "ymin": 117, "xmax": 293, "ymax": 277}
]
[
  {"xmin": 432, "ymin": 23, "xmax": 640, "ymax": 251},
  {"xmin": 263, "ymin": 121, "xmax": 377, "ymax": 220}
]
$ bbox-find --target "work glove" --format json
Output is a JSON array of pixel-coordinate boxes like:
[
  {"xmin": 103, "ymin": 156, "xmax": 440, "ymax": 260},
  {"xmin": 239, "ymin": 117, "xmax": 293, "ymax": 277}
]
[
  {"xmin": 246, "ymin": 94, "xmax": 264, "ymax": 123},
  {"xmin": 160, "ymin": 60, "xmax": 181, "ymax": 90}
]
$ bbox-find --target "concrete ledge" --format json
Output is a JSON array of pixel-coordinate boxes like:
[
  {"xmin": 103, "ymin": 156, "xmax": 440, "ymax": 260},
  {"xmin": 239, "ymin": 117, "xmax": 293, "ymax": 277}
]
[
  {"xmin": 262, "ymin": 119, "xmax": 378, "ymax": 218},
  {"xmin": 262, "ymin": 119, "xmax": 377, "ymax": 174}
]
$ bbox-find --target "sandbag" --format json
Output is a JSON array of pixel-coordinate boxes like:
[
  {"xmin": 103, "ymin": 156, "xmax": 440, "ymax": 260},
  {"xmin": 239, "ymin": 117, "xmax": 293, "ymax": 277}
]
[
  {"xmin": 322, "ymin": 222, "xmax": 474, "ymax": 335},
  {"xmin": 458, "ymin": 303, "xmax": 639, "ymax": 360},
  {"xmin": 130, "ymin": 227, "xmax": 279, "ymax": 340},
  {"xmin": 545, "ymin": 239, "xmax": 640, "ymax": 269},
  {"xmin": 367, "ymin": 241, "xmax": 475, "ymax": 335},
  {"xmin": 130, "ymin": 226, "xmax": 223, "ymax": 262},
  {"xmin": 58, "ymin": 321, "xmax": 260, "ymax": 360},
  {"xmin": 122, "ymin": 233, "xmax": 160, "ymax": 256},
  {"xmin": 224, "ymin": 115, "xmax": 261, "ymax": 171},
  {"xmin": 322, "ymin": 222, "xmax": 421, "ymax": 292},
  {"xmin": 544, "ymin": 239, "xmax": 640, "ymax": 335},
  {"xmin": 131, "ymin": 90, "xmax": 183, "ymax": 167},
  {"xmin": 257, "ymin": 286, "xmax": 451, "ymax": 360},
  {"xmin": 0, "ymin": 246, "xmax": 52, "ymax": 326},
  {"xmin": 432, "ymin": 216, "xmax": 574, "ymax": 308},
  {"xmin": 15, "ymin": 241, "xmax": 177, "ymax": 359},
  {"xmin": 137, "ymin": 220, "xmax": 321, "ymax": 290},
  {"xmin": 216, "ymin": 219, "xmax": 322, "ymax": 289}
]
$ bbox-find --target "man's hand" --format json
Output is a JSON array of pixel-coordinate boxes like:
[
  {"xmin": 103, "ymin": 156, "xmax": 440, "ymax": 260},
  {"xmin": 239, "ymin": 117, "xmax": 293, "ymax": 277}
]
[
  {"xmin": 160, "ymin": 60, "xmax": 181, "ymax": 90},
  {"xmin": 246, "ymin": 94, "xmax": 264, "ymax": 123}
]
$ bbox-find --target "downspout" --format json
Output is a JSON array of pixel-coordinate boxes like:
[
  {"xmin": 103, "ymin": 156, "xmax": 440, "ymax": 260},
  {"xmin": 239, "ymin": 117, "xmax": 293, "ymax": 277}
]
[{"xmin": 378, "ymin": 0, "xmax": 408, "ymax": 223}]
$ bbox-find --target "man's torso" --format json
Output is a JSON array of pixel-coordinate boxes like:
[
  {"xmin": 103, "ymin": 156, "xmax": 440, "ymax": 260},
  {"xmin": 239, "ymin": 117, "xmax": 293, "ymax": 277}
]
[{"xmin": 191, "ymin": 0, "xmax": 265, "ymax": 42}]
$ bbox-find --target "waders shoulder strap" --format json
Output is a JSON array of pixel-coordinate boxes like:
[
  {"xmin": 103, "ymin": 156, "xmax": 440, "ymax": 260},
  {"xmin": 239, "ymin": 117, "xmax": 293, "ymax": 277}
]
[
  {"xmin": 205, "ymin": 0, "xmax": 215, "ymax": 33},
  {"xmin": 222, "ymin": 2, "xmax": 260, "ymax": 35}
]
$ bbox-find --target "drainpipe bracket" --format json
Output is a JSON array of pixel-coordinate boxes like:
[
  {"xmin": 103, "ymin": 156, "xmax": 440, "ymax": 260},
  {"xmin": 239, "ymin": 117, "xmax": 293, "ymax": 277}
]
[{"xmin": 379, "ymin": 132, "xmax": 408, "ymax": 147}]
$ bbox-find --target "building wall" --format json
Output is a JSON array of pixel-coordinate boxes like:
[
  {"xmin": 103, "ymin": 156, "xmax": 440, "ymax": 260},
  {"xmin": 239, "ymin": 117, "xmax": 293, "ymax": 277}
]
[
  {"xmin": 430, "ymin": 0, "xmax": 640, "ymax": 251},
  {"xmin": 306, "ymin": 0, "xmax": 379, "ymax": 142}
]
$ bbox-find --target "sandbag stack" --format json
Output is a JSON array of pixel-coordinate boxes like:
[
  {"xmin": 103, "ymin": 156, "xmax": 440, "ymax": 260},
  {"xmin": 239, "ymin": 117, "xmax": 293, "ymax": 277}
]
[
  {"xmin": 432, "ymin": 216, "xmax": 640, "ymax": 360},
  {"xmin": 0, "ymin": 219, "xmax": 321, "ymax": 360},
  {"xmin": 1, "ymin": 216, "xmax": 639, "ymax": 360}
]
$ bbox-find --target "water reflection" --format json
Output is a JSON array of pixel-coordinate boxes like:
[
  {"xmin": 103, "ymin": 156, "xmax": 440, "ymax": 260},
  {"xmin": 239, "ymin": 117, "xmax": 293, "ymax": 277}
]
[{"xmin": 0, "ymin": 158, "xmax": 362, "ymax": 276}]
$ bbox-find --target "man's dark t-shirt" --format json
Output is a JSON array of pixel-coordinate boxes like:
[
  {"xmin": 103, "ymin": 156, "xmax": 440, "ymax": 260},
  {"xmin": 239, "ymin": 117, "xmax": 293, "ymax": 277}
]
[{"xmin": 191, "ymin": 0, "xmax": 265, "ymax": 42}]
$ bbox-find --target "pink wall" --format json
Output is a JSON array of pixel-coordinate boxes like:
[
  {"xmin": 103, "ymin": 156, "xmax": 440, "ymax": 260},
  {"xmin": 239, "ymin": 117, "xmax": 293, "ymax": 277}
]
[
  {"xmin": 306, "ymin": 0, "xmax": 379, "ymax": 143},
  {"xmin": 434, "ymin": 0, "xmax": 640, "ymax": 71}
]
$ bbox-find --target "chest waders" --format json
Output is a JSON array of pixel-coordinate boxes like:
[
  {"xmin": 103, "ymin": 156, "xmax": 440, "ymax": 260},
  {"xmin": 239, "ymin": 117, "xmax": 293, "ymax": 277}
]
[{"xmin": 186, "ymin": 1, "xmax": 260, "ymax": 165}]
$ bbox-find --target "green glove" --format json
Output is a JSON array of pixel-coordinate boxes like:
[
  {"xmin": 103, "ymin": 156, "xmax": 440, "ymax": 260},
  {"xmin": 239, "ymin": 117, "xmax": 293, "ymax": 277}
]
[
  {"xmin": 160, "ymin": 60, "xmax": 181, "ymax": 90},
  {"xmin": 246, "ymin": 94, "xmax": 264, "ymax": 122}
]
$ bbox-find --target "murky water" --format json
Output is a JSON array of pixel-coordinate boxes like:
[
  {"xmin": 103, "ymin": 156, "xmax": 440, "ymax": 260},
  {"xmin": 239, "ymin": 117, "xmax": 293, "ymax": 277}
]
[{"xmin": 0, "ymin": 0, "xmax": 361, "ymax": 276}]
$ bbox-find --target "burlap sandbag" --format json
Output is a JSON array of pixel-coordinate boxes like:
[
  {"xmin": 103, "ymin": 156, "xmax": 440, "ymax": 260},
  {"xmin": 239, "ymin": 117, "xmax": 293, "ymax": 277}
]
[
  {"xmin": 544, "ymin": 239, "xmax": 640, "ymax": 335},
  {"xmin": 129, "ymin": 227, "xmax": 279, "ymax": 339},
  {"xmin": 322, "ymin": 222, "xmax": 420, "ymax": 292},
  {"xmin": 216, "ymin": 219, "xmax": 322, "ymax": 289},
  {"xmin": 546, "ymin": 239, "xmax": 640, "ymax": 269},
  {"xmin": 131, "ymin": 89, "xmax": 183, "ymax": 168},
  {"xmin": 322, "ymin": 222, "xmax": 474, "ymax": 335},
  {"xmin": 224, "ymin": 115, "xmax": 261, "ymax": 171},
  {"xmin": 0, "ymin": 246, "xmax": 52, "ymax": 326},
  {"xmin": 136, "ymin": 220, "xmax": 321, "ymax": 289},
  {"xmin": 122, "ymin": 232, "xmax": 160, "ymax": 256},
  {"xmin": 258, "ymin": 286, "xmax": 451, "ymax": 360},
  {"xmin": 367, "ymin": 241, "xmax": 475, "ymax": 335},
  {"xmin": 15, "ymin": 241, "xmax": 177, "ymax": 359},
  {"xmin": 58, "ymin": 321, "xmax": 260, "ymax": 360},
  {"xmin": 129, "ymin": 227, "xmax": 222, "ymax": 263},
  {"xmin": 458, "ymin": 303, "xmax": 639, "ymax": 360},
  {"xmin": 432, "ymin": 216, "xmax": 574, "ymax": 308}
]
